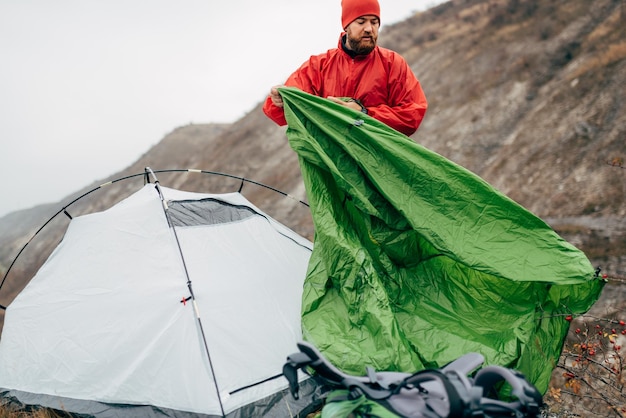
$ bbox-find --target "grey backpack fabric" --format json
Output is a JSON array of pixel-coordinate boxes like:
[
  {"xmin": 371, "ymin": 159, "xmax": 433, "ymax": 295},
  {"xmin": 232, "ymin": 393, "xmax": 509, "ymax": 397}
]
[{"xmin": 283, "ymin": 341, "xmax": 543, "ymax": 418}]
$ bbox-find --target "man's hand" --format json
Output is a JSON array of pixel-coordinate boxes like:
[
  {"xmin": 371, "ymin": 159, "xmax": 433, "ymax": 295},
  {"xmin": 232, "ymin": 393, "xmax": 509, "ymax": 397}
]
[
  {"xmin": 270, "ymin": 85, "xmax": 284, "ymax": 108},
  {"xmin": 327, "ymin": 96, "xmax": 363, "ymax": 112}
]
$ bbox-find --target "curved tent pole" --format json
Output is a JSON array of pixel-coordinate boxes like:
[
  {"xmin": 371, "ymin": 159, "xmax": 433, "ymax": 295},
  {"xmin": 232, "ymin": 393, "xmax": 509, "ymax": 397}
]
[
  {"xmin": 147, "ymin": 167, "xmax": 226, "ymax": 417},
  {"xmin": 0, "ymin": 168, "xmax": 309, "ymax": 309}
]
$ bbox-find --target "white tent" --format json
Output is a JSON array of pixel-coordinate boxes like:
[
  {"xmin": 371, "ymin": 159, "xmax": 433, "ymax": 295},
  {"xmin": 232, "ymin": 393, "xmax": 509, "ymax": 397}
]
[{"xmin": 0, "ymin": 183, "xmax": 317, "ymax": 417}]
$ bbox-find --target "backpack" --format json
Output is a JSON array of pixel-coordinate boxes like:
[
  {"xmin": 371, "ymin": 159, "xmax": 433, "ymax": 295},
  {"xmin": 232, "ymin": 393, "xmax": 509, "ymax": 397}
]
[{"xmin": 283, "ymin": 341, "xmax": 543, "ymax": 418}]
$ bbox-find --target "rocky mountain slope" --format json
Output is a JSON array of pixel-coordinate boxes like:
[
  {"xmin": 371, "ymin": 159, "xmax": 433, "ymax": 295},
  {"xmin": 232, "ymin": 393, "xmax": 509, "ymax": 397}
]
[{"xmin": 1, "ymin": 0, "xmax": 624, "ymax": 333}]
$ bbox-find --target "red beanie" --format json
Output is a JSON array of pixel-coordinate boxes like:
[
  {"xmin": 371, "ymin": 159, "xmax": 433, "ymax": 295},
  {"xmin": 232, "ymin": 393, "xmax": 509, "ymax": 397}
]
[{"xmin": 341, "ymin": 0, "xmax": 380, "ymax": 29}]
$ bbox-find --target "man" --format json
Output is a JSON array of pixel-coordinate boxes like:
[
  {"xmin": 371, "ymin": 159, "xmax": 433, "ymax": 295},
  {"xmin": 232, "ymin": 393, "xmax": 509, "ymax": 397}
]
[{"xmin": 262, "ymin": 0, "xmax": 428, "ymax": 136}]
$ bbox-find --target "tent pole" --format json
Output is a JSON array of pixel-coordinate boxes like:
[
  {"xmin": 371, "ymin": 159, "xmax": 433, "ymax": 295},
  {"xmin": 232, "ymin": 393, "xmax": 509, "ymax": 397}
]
[{"xmin": 148, "ymin": 168, "xmax": 227, "ymax": 417}]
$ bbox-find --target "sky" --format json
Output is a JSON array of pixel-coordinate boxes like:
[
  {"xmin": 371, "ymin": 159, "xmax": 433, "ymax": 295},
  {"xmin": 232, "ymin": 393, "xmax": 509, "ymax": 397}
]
[{"xmin": 0, "ymin": 0, "xmax": 444, "ymax": 218}]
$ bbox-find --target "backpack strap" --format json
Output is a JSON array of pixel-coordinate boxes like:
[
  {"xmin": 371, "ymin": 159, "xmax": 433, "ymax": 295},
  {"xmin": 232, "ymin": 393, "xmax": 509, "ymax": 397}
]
[
  {"xmin": 400, "ymin": 369, "xmax": 466, "ymax": 418},
  {"xmin": 286, "ymin": 342, "xmax": 541, "ymax": 418},
  {"xmin": 474, "ymin": 365, "xmax": 543, "ymax": 417},
  {"xmin": 283, "ymin": 341, "xmax": 378, "ymax": 399},
  {"xmin": 282, "ymin": 351, "xmax": 312, "ymax": 400}
]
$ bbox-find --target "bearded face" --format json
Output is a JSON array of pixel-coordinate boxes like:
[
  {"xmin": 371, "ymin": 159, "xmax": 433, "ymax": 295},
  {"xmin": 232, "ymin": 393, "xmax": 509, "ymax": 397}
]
[{"xmin": 345, "ymin": 15, "xmax": 379, "ymax": 55}]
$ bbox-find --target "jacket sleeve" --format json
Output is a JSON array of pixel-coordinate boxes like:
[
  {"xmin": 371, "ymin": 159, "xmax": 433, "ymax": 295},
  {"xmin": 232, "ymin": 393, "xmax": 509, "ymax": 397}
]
[
  {"xmin": 262, "ymin": 96, "xmax": 288, "ymax": 126},
  {"xmin": 366, "ymin": 57, "xmax": 428, "ymax": 137},
  {"xmin": 262, "ymin": 60, "xmax": 321, "ymax": 126}
]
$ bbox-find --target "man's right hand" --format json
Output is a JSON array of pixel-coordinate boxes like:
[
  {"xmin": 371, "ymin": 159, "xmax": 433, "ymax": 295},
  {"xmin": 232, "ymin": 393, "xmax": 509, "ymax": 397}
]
[{"xmin": 270, "ymin": 85, "xmax": 284, "ymax": 108}]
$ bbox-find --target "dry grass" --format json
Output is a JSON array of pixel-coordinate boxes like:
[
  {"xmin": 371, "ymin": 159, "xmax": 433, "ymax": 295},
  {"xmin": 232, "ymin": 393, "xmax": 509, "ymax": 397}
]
[
  {"xmin": 0, "ymin": 407, "xmax": 69, "ymax": 418},
  {"xmin": 568, "ymin": 41, "xmax": 626, "ymax": 82}
]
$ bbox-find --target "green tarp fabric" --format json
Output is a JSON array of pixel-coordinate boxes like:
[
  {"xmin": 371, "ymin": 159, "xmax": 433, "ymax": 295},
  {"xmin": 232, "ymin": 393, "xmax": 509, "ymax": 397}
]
[{"xmin": 279, "ymin": 87, "xmax": 604, "ymax": 394}]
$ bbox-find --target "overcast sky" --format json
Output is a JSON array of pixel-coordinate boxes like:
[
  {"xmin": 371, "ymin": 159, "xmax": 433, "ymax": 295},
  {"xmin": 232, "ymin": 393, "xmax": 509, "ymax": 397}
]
[{"xmin": 0, "ymin": 0, "xmax": 444, "ymax": 218}]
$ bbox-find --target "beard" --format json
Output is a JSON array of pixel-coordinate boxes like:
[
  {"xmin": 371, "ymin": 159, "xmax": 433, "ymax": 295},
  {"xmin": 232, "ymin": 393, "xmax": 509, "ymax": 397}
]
[{"xmin": 346, "ymin": 34, "xmax": 376, "ymax": 55}]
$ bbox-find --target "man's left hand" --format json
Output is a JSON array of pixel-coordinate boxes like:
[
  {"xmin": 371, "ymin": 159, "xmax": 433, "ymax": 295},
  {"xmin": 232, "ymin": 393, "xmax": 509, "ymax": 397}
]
[{"xmin": 327, "ymin": 96, "xmax": 362, "ymax": 112}]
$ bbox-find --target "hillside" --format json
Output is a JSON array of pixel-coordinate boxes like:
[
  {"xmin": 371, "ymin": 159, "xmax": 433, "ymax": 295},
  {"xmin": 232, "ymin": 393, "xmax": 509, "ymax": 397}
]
[{"xmin": 0, "ymin": 0, "xmax": 624, "ymax": 355}]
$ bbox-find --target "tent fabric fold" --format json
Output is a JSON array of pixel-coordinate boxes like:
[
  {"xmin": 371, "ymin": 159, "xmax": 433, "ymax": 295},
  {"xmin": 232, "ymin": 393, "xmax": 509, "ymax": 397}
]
[{"xmin": 279, "ymin": 86, "xmax": 604, "ymax": 393}]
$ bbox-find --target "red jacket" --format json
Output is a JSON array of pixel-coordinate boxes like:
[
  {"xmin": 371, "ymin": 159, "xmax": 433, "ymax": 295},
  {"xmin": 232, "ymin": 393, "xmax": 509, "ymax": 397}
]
[{"xmin": 263, "ymin": 35, "xmax": 428, "ymax": 136}]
